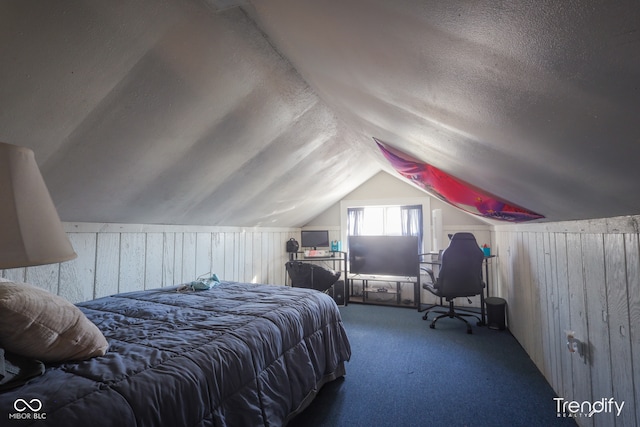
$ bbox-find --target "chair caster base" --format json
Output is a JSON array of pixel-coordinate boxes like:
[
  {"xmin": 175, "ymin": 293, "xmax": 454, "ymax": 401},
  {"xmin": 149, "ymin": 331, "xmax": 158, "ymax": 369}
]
[{"xmin": 429, "ymin": 324, "xmax": 435, "ymax": 329}]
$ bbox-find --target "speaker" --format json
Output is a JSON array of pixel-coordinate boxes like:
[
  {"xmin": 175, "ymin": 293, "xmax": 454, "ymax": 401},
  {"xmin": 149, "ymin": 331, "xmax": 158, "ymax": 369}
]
[{"xmin": 331, "ymin": 280, "xmax": 345, "ymax": 305}]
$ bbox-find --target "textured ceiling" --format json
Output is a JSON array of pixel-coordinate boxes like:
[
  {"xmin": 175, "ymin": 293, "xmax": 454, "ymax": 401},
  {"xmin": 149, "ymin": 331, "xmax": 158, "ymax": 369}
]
[{"xmin": 1, "ymin": 0, "xmax": 639, "ymax": 226}]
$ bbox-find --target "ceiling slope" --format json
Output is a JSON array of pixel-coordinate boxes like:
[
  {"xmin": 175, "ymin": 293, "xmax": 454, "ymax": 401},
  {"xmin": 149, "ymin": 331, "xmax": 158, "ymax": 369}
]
[
  {"xmin": 0, "ymin": 1, "xmax": 380, "ymax": 227},
  {"xmin": 247, "ymin": 0, "xmax": 640, "ymax": 223},
  {"xmin": 1, "ymin": 0, "xmax": 640, "ymax": 226}
]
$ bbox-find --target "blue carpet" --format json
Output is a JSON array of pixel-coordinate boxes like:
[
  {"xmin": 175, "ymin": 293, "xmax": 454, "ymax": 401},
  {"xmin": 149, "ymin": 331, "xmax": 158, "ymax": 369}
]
[{"xmin": 289, "ymin": 304, "xmax": 577, "ymax": 427}]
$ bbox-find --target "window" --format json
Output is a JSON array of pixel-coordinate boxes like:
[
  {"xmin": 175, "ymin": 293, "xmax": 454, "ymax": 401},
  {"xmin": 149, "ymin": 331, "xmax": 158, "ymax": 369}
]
[{"xmin": 348, "ymin": 204, "xmax": 423, "ymax": 249}]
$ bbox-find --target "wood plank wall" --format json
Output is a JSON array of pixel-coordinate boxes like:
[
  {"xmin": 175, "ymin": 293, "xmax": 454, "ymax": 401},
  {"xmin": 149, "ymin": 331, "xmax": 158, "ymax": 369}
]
[
  {"xmin": 4, "ymin": 217, "xmax": 638, "ymax": 425},
  {"xmin": 0, "ymin": 222, "xmax": 299, "ymax": 304},
  {"xmin": 493, "ymin": 215, "xmax": 640, "ymax": 427}
]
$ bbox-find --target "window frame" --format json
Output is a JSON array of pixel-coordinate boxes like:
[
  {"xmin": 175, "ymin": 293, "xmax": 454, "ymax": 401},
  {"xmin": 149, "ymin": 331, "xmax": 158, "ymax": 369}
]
[{"xmin": 340, "ymin": 197, "xmax": 431, "ymax": 254}]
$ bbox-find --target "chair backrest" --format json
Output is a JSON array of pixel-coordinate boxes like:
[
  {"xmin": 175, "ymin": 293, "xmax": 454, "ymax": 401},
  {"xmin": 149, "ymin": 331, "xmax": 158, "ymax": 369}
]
[{"xmin": 437, "ymin": 232, "xmax": 484, "ymax": 299}]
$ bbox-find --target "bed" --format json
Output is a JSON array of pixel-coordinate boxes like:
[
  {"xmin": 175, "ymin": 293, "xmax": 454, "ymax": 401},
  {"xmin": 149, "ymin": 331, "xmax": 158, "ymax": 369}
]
[{"xmin": 0, "ymin": 280, "xmax": 351, "ymax": 426}]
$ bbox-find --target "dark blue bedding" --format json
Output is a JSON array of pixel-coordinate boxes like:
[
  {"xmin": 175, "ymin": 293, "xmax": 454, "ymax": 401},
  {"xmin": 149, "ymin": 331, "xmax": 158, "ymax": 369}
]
[{"xmin": 0, "ymin": 282, "xmax": 351, "ymax": 426}]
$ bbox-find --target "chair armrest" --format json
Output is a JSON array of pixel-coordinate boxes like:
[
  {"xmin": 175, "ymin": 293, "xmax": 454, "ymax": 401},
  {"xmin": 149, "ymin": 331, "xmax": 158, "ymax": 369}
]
[
  {"xmin": 420, "ymin": 267, "xmax": 437, "ymax": 287},
  {"xmin": 420, "ymin": 266, "xmax": 435, "ymax": 279}
]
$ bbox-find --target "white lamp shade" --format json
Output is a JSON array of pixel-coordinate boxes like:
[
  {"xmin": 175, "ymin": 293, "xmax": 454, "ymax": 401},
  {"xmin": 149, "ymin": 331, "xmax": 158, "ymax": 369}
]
[{"xmin": 0, "ymin": 142, "xmax": 77, "ymax": 269}]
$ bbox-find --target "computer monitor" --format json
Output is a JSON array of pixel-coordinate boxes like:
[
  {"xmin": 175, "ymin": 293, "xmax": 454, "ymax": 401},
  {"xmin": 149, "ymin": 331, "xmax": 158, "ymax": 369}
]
[{"xmin": 301, "ymin": 230, "xmax": 330, "ymax": 249}]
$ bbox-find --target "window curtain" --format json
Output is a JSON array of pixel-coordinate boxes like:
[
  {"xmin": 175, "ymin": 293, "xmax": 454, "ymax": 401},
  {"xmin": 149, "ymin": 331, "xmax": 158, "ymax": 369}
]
[
  {"xmin": 401, "ymin": 205, "xmax": 423, "ymax": 251},
  {"xmin": 347, "ymin": 207, "xmax": 364, "ymax": 236}
]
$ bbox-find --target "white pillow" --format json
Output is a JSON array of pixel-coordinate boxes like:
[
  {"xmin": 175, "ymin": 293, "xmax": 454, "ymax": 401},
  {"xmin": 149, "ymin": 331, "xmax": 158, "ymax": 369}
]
[{"xmin": 0, "ymin": 281, "xmax": 108, "ymax": 363}]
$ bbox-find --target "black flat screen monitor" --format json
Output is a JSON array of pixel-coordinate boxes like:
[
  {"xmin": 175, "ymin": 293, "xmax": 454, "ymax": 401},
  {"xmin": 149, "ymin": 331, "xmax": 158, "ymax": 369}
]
[
  {"xmin": 301, "ymin": 230, "xmax": 330, "ymax": 248},
  {"xmin": 349, "ymin": 235, "xmax": 419, "ymax": 277}
]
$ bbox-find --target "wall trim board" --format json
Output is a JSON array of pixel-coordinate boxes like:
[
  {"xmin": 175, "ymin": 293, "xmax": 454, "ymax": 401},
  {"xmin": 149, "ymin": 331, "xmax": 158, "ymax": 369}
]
[
  {"xmin": 64, "ymin": 222, "xmax": 300, "ymax": 234},
  {"xmin": 493, "ymin": 214, "xmax": 640, "ymax": 234}
]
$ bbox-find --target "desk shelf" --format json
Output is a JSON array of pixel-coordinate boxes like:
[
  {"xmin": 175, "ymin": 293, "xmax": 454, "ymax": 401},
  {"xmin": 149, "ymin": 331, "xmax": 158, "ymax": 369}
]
[{"xmin": 349, "ymin": 275, "xmax": 419, "ymax": 308}]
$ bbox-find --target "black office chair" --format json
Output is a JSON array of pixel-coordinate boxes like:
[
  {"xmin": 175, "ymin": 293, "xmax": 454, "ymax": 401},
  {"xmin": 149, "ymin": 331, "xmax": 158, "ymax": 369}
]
[{"xmin": 422, "ymin": 232, "xmax": 485, "ymax": 334}]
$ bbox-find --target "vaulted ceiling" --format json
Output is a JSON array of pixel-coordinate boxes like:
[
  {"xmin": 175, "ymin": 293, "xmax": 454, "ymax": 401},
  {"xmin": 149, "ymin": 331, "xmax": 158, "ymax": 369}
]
[{"xmin": 1, "ymin": 0, "xmax": 639, "ymax": 227}]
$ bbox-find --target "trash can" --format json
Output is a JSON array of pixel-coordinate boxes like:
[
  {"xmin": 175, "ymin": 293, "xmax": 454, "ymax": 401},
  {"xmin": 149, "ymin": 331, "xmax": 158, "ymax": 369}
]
[{"xmin": 485, "ymin": 297, "xmax": 506, "ymax": 330}]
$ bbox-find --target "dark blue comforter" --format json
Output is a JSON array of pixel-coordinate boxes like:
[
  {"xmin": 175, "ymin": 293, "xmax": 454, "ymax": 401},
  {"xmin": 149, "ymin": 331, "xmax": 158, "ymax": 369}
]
[{"xmin": 0, "ymin": 282, "xmax": 351, "ymax": 426}]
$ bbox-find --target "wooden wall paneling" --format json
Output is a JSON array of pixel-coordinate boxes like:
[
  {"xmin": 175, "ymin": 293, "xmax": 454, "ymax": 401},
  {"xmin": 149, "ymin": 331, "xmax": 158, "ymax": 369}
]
[
  {"xmin": 260, "ymin": 232, "xmax": 271, "ymax": 284},
  {"xmin": 503, "ymin": 232, "xmax": 518, "ymax": 337},
  {"xmin": 26, "ymin": 263, "xmax": 60, "ymax": 294},
  {"xmin": 279, "ymin": 231, "xmax": 288, "ymax": 285},
  {"xmin": 493, "ymin": 232, "xmax": 508, "ymax": 299},
  {"xmin": 240, "ymin": 231, "xmax": 254, "ymax": 283},
  {"xmin": 174, "ymin": 232, "xmax": 184, "ymax": 284},
  {"xmin": 265, "ymin": 232, "xmax": 276, "ymax": 285},
  {"xmin": 604, "ymin": 234, "xmax": 635, "ymax": 427},
  {"xmin": 145, "ymin": 232, "xmax": 164, "ymax": 289},
  {"xmin": 162, "ymin": 233, "xmax": 176, "ymax": 286},
  {"xmin": 533, "ymin": 231, "xmax": 549, "ymax": 377},
  {"xmin": 2, "ymin": 224, "xmax": 301, "ymax": 302},
  {"xmin": 520, "ymin": 232, "xmax": 539, "ymax": 370},
  {"xmin": 119, "ymin": 233, "xmax": 146, "ymax": 293},
  {"xmin": 60, "ymin": 233, "xmax": 97, "ymax": 303},
  {"xmin": 566, "ymin": 233, "xmax": 593, "ymax": 427},
  {"xmin": 243, "ymin": 231, "xmax": 262, "ymax": 283},
  {"xmin": 253, "ymin": 231, "xmax": 263, "ymax": 283},
  {"xmin": 195, "ymin": 232, "xmax": 212, "ymax": 279},
  {"xmin": 491, "ymin": 231, "xmax": 500, "ymax": 297},
  {"xmin": 238, "ymin": 232, "xmax": 247, "ymax": 282},
  {"xmin": 623, "ymin": 233, "xmax": 640, "ymax": 427},
  {"xmin": 545, "ymin": 232, "xmax": 561, "ymax": 394},
  {"xmin": 224, "ymin": 232, "xmax": 236, "ymax": 282},
  {"xmin": 492, "ymin": 223, "xmax": 640, "ymax": 427},
  {"xmin": 281, "ymin": 231, "xmax": 291, "ymax": 285},
  {"xmin": 561, "ymin": 233, "xmax": 593, "ymax": 427},
  {"xmin": 182, "ymin": 232, "xmax": 197, "ymax": 283},
  {"xmin": 516, "ymin": 231, "xmax": 528, "ymax": 348},
  {"xmin": 501, "ymin": 232, "xmax": 512, "ymax": 302},
  {"xmin": 582, "ymin": 233, "xmax": 615, "ymax": 427},
  {"xmin": 274, "ymin": 231, "xmax": 288, "ymax": 285},
  {"xmin": 238, "ymin": 232, "xmax": 245, "ymax": 282},
  {"xmin": 515, "ymin": 232, "xmax": 527, "ymax": 351},
  {"xmin": 491, "ymin": 234, "xmax": 499, "ymax": 297},
  {"xmin": 517, "ymin": 232, "xmax": 529, "ymax": 344},
  {"xmin": 243, "ymin": 232, "xmax": 253, "ymax": 283},
  {"xmin": 252, "ymin": 232, "xmax": 263, "ymax": 283},
  {"xmin": 538, "ymin": 233, "xmax": 554, "ymax": 389},
  {"xmin": 95, "ymin": 233, "xmax": 121, "ymax": 298},
  {"xmin": 240, "ymin": 232, "xmax": 249, "ymax": 282},
  {"xmin": 211, "ymin": 232, "xmax": 226, "ymax": 281},
  {"xmin": 1, "ymin": 268, "xmax": 25, "ymax": 282},
  {"xmin": 555, "ymin": 233, "xmax": 573, "ymax": 399}
]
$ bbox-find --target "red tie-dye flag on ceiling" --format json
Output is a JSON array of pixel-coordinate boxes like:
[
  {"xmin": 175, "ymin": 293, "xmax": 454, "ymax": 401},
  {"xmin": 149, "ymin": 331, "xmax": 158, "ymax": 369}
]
[{"xmin": 375, "ymin": 138, "xmax": 544, "ymax": 222}]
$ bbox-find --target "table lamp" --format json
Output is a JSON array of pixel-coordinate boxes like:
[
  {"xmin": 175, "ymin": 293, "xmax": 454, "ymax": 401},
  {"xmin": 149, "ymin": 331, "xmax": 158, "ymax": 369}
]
[{"xmin": 0, "ymin": 142, "xmax": 76, "ymax": 270}]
